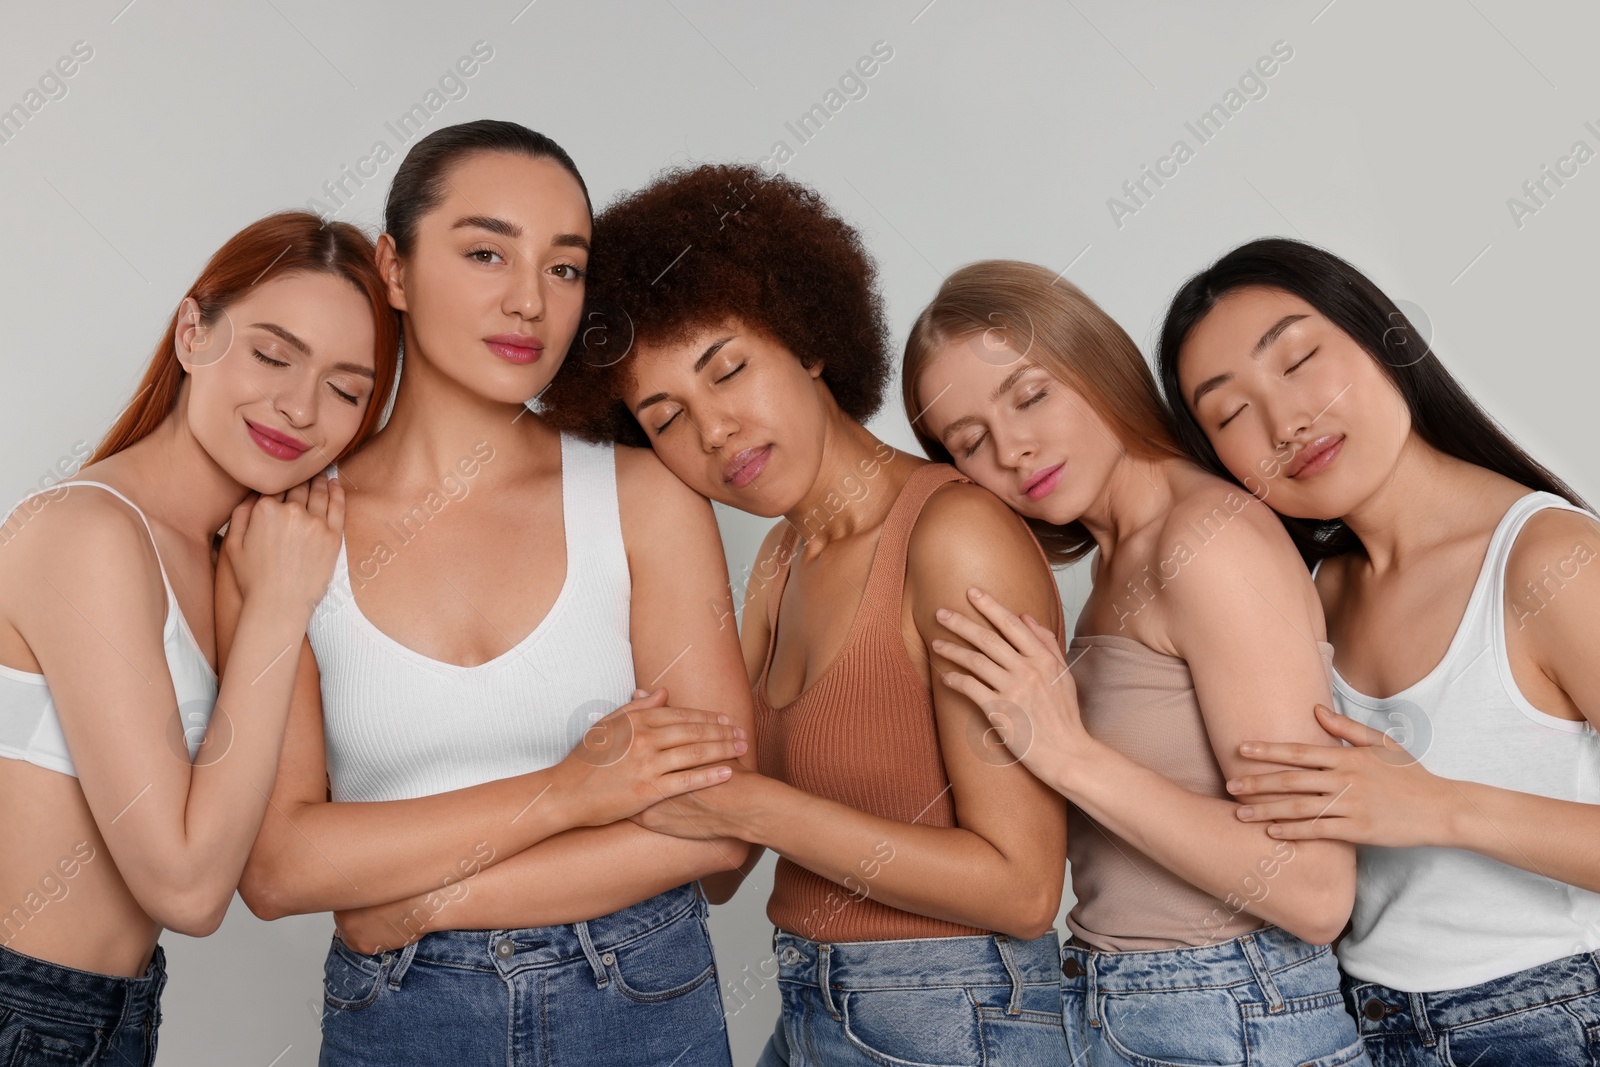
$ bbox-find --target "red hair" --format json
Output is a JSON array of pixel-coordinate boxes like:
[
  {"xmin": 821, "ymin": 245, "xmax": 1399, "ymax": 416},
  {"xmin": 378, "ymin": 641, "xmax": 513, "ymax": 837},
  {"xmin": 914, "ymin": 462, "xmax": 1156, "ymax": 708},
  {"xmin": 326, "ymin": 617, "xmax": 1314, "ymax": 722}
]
[{"xmin": 90, "ymin": 211, "xmax": 399, "ymax": 464}]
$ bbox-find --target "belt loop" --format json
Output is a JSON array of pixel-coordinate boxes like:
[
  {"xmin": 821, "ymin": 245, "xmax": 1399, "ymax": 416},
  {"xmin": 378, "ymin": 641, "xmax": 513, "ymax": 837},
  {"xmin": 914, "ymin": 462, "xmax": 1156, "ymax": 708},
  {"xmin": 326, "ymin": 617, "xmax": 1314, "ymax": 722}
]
[
  {"xmin": 817, "ymin": 943, "xmax": 840, "ymax": 1019},
  {"xmin": 574, "ymin": 920, "xmax": 610, "ymax": 989},
  {"xmin": 1408, "ymin": 991, "xmax": 1436, "ymax": 1046},
  {"xmin": 1239, "ymin": 934, "xmax": 1285, "ymax": 1013},
  {"xmin": 386, "ymin": 941, "xmax": 419, "ymax": 990},
  {"xmin": 1085, "ymin": 951, "xmax": 1101, "ymax": 1028},
  {"xmin": 993, "ymin": 935, "xmax": 1024, "ymax": 1015}
]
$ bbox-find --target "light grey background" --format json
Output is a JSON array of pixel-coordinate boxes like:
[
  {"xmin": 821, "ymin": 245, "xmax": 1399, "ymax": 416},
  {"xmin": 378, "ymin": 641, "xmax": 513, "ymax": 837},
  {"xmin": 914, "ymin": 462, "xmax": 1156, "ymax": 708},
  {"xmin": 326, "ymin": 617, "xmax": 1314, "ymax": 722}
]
[{"xmin": 3, "ymin": 1, "xmax": 1597, "ymax": 1063}]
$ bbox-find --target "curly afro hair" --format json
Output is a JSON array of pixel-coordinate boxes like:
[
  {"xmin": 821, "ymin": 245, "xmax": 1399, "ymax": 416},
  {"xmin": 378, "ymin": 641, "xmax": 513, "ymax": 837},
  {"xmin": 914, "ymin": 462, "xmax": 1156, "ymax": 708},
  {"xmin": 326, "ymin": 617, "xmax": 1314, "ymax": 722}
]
[{"xmin": 541, "ymin": 163, "xmax": 891, "ymax": 447}]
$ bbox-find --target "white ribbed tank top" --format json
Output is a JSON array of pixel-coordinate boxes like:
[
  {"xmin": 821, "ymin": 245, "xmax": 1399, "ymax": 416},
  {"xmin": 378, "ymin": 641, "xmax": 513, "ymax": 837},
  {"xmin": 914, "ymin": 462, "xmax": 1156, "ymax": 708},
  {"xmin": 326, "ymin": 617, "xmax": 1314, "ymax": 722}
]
[
  {"xmin": 1322, "ymin": 491, "xmax": 1600, "ymax": 991},
  {"xmin": 311, "ymin": 433, "xmax": 636, "ymax": 803},
  {"xmin": 0, "ymin": 481, "xmax": 217, "ymax": 777}
]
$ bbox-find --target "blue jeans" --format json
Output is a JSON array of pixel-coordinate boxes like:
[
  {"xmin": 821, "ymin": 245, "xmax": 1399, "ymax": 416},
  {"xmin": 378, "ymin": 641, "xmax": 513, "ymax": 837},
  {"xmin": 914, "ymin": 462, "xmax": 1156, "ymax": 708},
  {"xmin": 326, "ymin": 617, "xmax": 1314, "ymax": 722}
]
[
  {"xmin": 1059, "ymin": 926, "xmax": 1369, "ymax": 1067},
  {"xmin": 1342, "ymin": 949, "xmax": 1600, "ymax": 1065},
  {"xmin": 318, "ymin": 881, "xmax": 732, "ymax": 1066},
  {"xmin": 756, "ymin": 928, "xmax": 1069, "ymax": 1066},
  {"xmin": 0, "ymin": 942, "xmax": 165, "ymax": 1065}
]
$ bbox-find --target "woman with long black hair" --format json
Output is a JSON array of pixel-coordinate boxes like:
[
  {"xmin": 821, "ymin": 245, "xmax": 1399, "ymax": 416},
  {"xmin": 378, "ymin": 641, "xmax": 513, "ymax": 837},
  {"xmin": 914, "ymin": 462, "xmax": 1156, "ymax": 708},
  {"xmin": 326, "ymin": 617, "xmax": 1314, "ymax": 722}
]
[{"xmin": 1159, "ymin": 237, "xmax": 1600, "ymax": 1064}]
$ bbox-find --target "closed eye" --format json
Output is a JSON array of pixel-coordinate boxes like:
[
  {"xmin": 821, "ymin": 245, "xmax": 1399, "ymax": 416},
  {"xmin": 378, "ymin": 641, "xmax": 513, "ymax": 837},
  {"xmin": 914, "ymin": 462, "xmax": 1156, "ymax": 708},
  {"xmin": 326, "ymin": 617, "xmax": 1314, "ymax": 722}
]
[
  {"xmin": 330, "ymin": 384, "xmax": 360, "ymax": 405},
  {"xmin": 1018, "ymin": 388, "xmax": 1048, "ymax": 409},
  {"xmin": 1286, "ymin": 347, "xmax": 1318, "ymax": 373},
  {"xmin": 654, "ymin": 410, "xmax": 681, "ymax": 434},
  {"xmin": 1218, "ymin": 404, "xmax": 1245, "ymax": 429},
  {"xmin": 253, "ymin": 349, "xmax": 288, "ymax": 368},
  {"xmin": 961, "ymin": 432, "xmax": 987, "ymax": 459},
  {"xmin": 715, "ymin": 361, "xmax": 747, "ymax": 384}
]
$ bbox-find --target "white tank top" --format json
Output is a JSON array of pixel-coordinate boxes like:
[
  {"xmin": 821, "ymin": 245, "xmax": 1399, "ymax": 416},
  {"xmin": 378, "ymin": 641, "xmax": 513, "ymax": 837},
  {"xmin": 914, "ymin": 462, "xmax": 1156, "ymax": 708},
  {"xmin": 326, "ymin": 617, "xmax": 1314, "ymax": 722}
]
[
  {"xmin": 311, "ymin": 433, "xmax": 637, "ymax": 803},
  {"xmin": 0, "ymin": 482, "xmax": 218, "ymax": 777},
  {"xmin": 1322, "ymin": 491, "xmax": 1600, "ymax": 992}
]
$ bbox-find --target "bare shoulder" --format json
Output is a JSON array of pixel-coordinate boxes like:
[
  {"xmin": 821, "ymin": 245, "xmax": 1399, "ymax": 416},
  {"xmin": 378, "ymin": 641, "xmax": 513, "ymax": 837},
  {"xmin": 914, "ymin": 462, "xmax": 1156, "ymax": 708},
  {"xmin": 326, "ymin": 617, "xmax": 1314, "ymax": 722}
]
[
  {"xmin": 2, "ymin": 484, "xmax": 166, "ymax": 620},
  {"xmin": 614, "ymin": 443, "xmax": 715, "ymax": 534},
  {"xmin": 1506, "ymin": 504, "xmax": 1600, "ymax": 580},
  {"xmin": 1159, "ymin": 475, "xmax": 1306, "ymax": 588},
  {"xmin": 907, "ymin": 478, "xmax": 1040, "ymax": 570}
]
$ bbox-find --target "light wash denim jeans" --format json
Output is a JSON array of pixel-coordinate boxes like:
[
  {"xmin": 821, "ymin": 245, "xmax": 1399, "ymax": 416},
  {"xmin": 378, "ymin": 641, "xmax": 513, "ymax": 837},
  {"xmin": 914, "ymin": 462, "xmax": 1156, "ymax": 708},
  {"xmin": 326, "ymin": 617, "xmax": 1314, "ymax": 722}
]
[
  {"xmin": 0, "ymin": 942, "xmax": 165, "ymax": 1066},
  {"xmin": 1059, "ymin": 925, "xmax": 1369, "ymax": 1067},
  {"xmin": 1342, "ymin": 949, "xmax": 1600, "ymax": 1065},
  {"xmin": 756, "ymin": 927, "xmax": 1070, "ymax": 1066},
  {"xmin": 318, "ymin": 881, "xmax": 731, "ymax": 1066}
]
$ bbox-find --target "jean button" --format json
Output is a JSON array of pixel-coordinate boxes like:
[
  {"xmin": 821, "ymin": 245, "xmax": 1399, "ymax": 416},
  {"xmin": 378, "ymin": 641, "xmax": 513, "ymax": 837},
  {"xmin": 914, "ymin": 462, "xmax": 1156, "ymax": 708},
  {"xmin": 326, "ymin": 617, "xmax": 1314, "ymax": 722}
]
[
  {"xmin": 494, "ymin": 937, "xmax": 516, "ymax": 960},
  {"xmin": 780, "ymin": 946, "xmax": 803, "ymax": 965},
  {"xmin": 1061, "ymin": 957, "xmax": 1085, "ymax": 978},
  {"xmin": 1362, "ymin": 998, "xmax": 1387, "ymax": 1021},
  {"xmin": 601, "ymin": 951, "xmax": 616, "ymax": 966}
]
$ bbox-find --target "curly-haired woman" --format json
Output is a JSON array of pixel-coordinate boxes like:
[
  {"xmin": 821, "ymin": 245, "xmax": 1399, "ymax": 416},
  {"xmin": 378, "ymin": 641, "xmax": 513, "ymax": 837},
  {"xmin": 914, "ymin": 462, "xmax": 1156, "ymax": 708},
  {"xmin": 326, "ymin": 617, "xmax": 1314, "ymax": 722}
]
[{"xmin": 544, "ymin": 165, "xmax": 1072, "ymax": 1066}]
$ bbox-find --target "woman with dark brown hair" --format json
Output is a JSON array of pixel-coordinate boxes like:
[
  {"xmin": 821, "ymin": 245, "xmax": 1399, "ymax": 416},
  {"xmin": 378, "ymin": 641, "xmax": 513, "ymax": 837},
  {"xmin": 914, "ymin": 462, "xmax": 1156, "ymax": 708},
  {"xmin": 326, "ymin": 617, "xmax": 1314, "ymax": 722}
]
[
  {"xmin": 544, "ymin": 165, "xmax": 1072, "ymax": 1066},
  {"xmin": 901, "ymin": 260, "xmax": 1368, "ymax": 1066},
  {"xmin": 0, "ymin": 211, "xmax": 399, "ymax": 1063}
]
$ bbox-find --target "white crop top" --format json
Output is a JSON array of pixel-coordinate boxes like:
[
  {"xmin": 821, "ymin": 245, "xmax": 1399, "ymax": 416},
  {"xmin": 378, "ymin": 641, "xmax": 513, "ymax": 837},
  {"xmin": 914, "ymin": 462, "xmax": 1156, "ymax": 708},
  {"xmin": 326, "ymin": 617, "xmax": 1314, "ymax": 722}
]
[
  {"xmin": 1321, "ymin": 491, "xmax": 1600, "ymax": 991},
  {"xmin": 310, "ymin": 433, "xmax": 638, "ymax": 803},
  {"xmin": 0, "ymin": 482, "xmax": 218, "ymax": 777}
]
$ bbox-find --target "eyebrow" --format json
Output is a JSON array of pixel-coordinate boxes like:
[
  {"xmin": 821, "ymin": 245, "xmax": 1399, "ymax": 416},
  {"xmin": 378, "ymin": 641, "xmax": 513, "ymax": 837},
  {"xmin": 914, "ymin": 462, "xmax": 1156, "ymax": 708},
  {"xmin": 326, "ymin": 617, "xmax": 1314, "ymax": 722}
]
[
  {"xmin": 632, "ymin": 336, "xmax": 736, "ymax": 414},
  {"xmin": 249, "ymin": 322, "xmax": 376, "ymax": 379},
  {"xmin": 934, "ymin": 363, "xmax": 1038, "ymax": 442},
  {"xmin": 451, "ymin": 214, "xmax": 591, "ymax": 252},
  {"xmin": 1189, "ymin": 313, "xmax": 1309, "ymax": 408}
]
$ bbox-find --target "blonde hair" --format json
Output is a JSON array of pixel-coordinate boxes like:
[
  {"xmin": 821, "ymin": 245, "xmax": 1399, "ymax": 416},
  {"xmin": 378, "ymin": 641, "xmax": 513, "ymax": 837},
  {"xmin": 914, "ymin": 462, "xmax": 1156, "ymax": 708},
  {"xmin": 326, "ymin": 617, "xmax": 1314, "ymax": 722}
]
[{"xmin": 902, "ymin": 259, "xmax": 1185, "ymax": 565}]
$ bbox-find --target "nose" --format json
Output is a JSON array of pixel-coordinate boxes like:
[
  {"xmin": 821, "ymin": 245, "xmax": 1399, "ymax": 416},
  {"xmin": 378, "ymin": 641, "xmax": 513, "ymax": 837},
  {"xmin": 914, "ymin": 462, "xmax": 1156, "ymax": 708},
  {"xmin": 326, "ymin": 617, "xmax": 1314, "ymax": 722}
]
[
  {"xmin": 697, "ymin": 406, "xmax": 737, "ymax": 453},
  {"xmin": 992, "ymin": 423, "xmax": 1035, "ymax": 470},
  {"xmin": 274, "ymin": 367, "xmax": 318, "ymax": 430},
  {"xmin": 504, "ymin": 253, "xmax": 546, "ymax": 321}
]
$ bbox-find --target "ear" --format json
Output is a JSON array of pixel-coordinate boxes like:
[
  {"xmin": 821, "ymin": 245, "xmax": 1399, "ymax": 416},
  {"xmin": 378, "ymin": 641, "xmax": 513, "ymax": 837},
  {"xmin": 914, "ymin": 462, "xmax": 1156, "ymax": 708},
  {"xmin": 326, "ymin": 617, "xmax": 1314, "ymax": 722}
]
[
  {"xmin": 807, "ymin": 358, "xmax": 825, "ymax": 379},
  {"xmin": 376, "ymin": 233, "xmax": 408, "ymax": 312},
  {"xmin": 173, "ymin": 297, "xmax": 206, "ymax": 370}
]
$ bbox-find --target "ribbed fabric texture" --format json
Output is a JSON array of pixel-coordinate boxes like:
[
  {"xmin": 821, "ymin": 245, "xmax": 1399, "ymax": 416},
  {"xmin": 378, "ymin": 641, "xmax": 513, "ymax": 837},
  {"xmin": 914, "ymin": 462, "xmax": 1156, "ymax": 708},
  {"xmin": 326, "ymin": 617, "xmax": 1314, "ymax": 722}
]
[
  {"xmin": 311, "ymin": 434, "xmax": 636, "ymax": 803},
  {"xmin": 753, "ymin": 462, "xmax": 1063, "ymax": 942},
  {"xmin": 1062, "ymin": 634, "xmax": 1336, "ymax": 951}
]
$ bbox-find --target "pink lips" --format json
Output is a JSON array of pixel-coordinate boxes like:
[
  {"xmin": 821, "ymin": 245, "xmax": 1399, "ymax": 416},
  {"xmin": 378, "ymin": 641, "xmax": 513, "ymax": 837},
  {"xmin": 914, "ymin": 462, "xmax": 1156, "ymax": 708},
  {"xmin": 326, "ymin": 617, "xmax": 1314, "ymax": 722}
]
[
  {"xmin": 1286, "ymin": 434, "xmax": 1344, "ymax": 480},
  {"xmin": 485, "ymin": 333, "xmax": 544, "ymax": 365},
  {"xmin": 246, "ymin": 419, "xmax": 311, "ymax": 461},
  {"xmin": 723, "ymin": 445, "xmax": 771, "ymax": 489},
  {"xmin": 1022, "ymin": 462, "xmax": 1064, "ymax": 501}
]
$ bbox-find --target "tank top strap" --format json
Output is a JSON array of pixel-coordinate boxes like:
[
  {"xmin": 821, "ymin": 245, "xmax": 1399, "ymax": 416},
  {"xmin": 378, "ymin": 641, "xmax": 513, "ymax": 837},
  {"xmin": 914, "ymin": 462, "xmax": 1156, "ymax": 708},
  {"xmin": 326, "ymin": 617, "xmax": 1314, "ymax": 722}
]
[
  {"xmin": 859, "ymin": 463, "xmax": 970, "ymax": 615},
  {"xmin": 25, "ymin": 480, "xmax": 179, "ymax": 600},
  {"xmin": 1481, "ymin": 490, "xmax": 1593, "ymax": 611},
  {"xmin": 554, "ymin": 433, "xmax": 623, "ymax": 575}
]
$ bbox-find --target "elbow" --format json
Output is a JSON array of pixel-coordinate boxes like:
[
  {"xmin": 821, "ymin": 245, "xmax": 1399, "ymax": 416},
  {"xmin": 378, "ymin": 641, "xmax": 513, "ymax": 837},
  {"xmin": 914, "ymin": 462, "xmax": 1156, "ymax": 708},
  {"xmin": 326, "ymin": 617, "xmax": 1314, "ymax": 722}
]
[
  {"xmin": 149, "ymin": 884, "xmax": 232, "ymax": 938},
  {"xmin": 996, "ymin": 881, "xmax": 1062, "ymax": 942},
  {"xmin": 237, "ymin": 855, "xmax": 296, "ymax": 922},
  {"xmin": 1280, "ymin": 866, "xmax": 1356, "ymax": 947}
]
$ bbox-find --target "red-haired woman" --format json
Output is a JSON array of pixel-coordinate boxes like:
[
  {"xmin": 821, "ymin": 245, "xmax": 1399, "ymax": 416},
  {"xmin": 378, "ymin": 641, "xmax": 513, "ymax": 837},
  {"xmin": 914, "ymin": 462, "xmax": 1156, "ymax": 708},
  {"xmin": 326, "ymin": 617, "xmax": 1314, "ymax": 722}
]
[{"xmin": 0, "ymin": 211, "xmax": 398, "ymax": 1063}]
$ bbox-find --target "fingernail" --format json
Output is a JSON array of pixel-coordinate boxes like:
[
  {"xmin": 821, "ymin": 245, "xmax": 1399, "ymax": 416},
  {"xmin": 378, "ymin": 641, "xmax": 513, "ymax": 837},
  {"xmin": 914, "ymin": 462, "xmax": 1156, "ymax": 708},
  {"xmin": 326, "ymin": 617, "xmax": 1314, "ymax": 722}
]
[
  {"xmin": 734, "ymin": 727, "xmax": 746, "ymax": 739},
  {"xmin": 968, "ymin": 587, "xmax": 983, "ymax": 599},
  {"xmin": 734, "ymin": 740, "xmax": 747, "ymax": 753},
  {"xmin": 717, "ymin": 713, "xmax": 730, "ymax": 724},
  {"xmin": 1240, "ymin": 743, "xmax": 1259, "ymax": 755},
  {"xmin": 931, "ymin": 638, "xmax": 946, "ymax": 651},
  {"xmin": 1237, "ymin": 806, "xmax": 1254, "ymax": 818},
  {"xmin": 1267, "ymin": 824, "xmax": 1283, "ymax": 836},
  {"xmin": 936, "ymin": 608, "xmax": 951, "ymax": 621},
  {"xmin": 1225, "ymin": 780, "xmax": 1241, "ymax": 793},
  {"xmin": 718, "ymin": 766, "xmax": 732, "ymax": 778}
]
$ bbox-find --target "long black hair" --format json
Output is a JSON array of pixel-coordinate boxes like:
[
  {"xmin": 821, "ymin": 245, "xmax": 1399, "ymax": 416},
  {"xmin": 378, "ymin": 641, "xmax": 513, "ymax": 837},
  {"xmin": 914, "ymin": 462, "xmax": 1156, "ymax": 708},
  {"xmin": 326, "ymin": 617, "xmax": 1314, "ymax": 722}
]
[{"xmin": 1156, "ymin": 237, "xmax": 1588, "ymax": 562}]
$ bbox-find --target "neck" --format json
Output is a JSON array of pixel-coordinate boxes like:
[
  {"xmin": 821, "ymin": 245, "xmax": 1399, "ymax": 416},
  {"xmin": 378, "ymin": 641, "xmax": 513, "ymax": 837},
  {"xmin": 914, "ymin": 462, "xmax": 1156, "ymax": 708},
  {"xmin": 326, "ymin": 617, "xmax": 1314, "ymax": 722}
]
[
  {"xmin": 782, "ymin": 401, "xmax": 904, "ymax": 551},
  {"xmin": 90, "ymin": 395, "xmax": 248, "ymax": 544},
  {"xmin": 1075, "ymin": 452, "xmax": 1181, "ymax": 560},
  {"xmin": 1336, "ymin": 434, "xmax": 1508, "ymax": 572},
  {"xmin": 362, "ymin": 337, "xmax": 557, "ymax": 489}
]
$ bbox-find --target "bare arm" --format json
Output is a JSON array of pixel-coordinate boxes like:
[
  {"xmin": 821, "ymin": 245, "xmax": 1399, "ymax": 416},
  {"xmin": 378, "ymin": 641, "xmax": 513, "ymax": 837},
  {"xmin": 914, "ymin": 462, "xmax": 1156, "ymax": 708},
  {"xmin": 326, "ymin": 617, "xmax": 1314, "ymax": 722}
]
[
  {"xmin": 941, "ymin": 490, "xmax": 1356, "ymax": 944},
  {"xmin": 1233, "ymin": 508, "xmax": 1600, "ymax": 891},
  {"xmin": 15, "ymin": 482, "xmax": 338, "ymax": 936},
  {"xmin": 632, "ymin": 483, "xmax": 1069, "ymax": 940}
]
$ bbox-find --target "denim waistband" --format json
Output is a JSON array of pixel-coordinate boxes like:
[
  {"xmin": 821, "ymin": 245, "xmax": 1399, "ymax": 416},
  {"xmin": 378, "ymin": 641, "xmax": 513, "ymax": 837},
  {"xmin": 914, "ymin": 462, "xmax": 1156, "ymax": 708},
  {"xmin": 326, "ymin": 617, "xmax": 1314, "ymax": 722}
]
[
  {"xmin": 772, "ymin": 927, "xmax": 1062, "ymax": 991},
  {"xmin": 0, "ymin": 942, "xmax": 166, "ymax": 1028},
  {"xmin": 1342, "ymin": 949, "xmax": 1600, "ymax": 1038},
  {"xmin": 345, "ymin": 881, "xmax": 706, "ymax": 986},
  {"xmin": 1059, "ymin": 923, "xmax": 1326, "ymax": 994}
]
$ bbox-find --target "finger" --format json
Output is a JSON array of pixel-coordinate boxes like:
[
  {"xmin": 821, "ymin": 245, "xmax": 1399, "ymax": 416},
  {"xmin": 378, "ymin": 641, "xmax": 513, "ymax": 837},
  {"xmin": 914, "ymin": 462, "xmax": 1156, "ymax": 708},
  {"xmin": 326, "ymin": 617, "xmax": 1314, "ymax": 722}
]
[
  {"xmin": 305, "ymin": 473, "xmax": 330, "ymax": 521},
  {"xmin": 964, "ymin": 587, "xmax": 1046, "ymax": 658},
  {"xmin": 642, "ymin": 704, "xmax": 731, "ymax": 729},
  {"xmin": 1313, "ymin": 703, "xmax": 1387, "ymax": 747},
  {"xmin": 1020, "ymin": 613, "xmax": 1068, "ymax": 665},
  {"xmin": 1237, "ymin": 740, "xmax": 1339, "ymax": 769},
  {"xmin": 1263, "ymin": 819, "xmax": 1345, "ymax": 842},
  {"xmin": 934, "ymin": 608, "xmax": 1020, "ymax": 669},
  {"xmin": 284, "ymin": 479, "xmax": 311, "ymax": 508},
  {"xmin": 645, "ymin": 720, "xmax": 747, "ymax": 749},
  {"xmin": 324, "ymin": 477, "xmax": 346, "ymax": 532},
  {"xmin": 659, "ymin": 738, "xmax": 748, "ymax": 772},
  {"xmin": 938, "ymin": 669, "xmax": 999, "ymax": 708},
  {"xmin": 929, "ymin": 638, "xmax": 1012, "ymax": 692},
  {"xmin": 225, "ymin": 495, "xmax": 255, "ymax": 548},
  {"xmin": 1236, "ymin": 796, "xmax": 1347, "ymax": 822},
  {"xmin": 660, "ymin": 764, "xmax": 734, "ymax": 797},
  {"xmin": 1225, "ymin": 769, "xmax": 1334, "ymax": 796}
]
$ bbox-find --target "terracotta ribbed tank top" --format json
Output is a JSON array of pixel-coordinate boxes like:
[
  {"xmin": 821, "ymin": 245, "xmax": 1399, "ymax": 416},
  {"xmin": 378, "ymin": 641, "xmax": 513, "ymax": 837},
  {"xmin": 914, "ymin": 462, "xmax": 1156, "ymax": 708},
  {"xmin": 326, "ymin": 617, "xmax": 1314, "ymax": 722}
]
[
  {"xmin": 1063, "ymin": 633, "xmax": 1335, "ymax": 951},
  {"xmin": 753, "ymin": 462, "xmax": 1063, "ymax": 942}
]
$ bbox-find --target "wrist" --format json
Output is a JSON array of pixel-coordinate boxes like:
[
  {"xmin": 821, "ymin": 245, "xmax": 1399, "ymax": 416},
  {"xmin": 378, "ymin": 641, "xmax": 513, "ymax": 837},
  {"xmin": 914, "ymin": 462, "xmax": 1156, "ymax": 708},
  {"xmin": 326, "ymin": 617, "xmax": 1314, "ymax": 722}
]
[
  {"xmin": 726, "ymin": 773, "xmax": 777, "ymax": 846},
  {"xmin": 1431, "ymin": 773, "xmax": 1471, "ymax": 849},
  {"xmin": 1048, "ymin": 735, "xmax": 1107, "ymax": 804}
]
